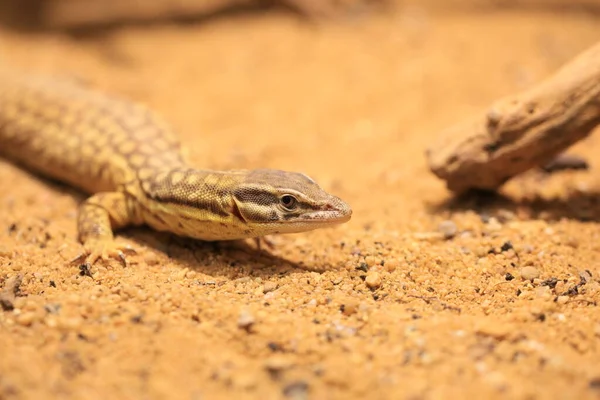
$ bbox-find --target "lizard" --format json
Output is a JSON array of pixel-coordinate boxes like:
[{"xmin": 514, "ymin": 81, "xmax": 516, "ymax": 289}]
[{"xmin": 0, "ymin": 68, "xmax": 352, "ymax": 266}]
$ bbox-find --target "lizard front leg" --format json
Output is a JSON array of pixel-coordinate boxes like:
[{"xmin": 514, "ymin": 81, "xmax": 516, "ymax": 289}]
[{"xmin": 73, "ymin": 192, "xmax": 137, "ymax": 267}]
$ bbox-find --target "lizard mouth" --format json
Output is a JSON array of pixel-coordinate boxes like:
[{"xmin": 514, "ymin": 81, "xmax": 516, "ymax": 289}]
[{"xmin": 301, "ymin": 204, "xmax": 353, "ymax": 224}]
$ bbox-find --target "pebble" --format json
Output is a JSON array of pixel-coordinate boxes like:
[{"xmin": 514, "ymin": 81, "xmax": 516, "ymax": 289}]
[
  {"xmin": 365, "ymin": 272, "xmax": 382, "ymax": 290},
  {"xmin": 475, "ymin": 246, "xmax": 488, "ymax": 258},
  {"xmin": 341, "ymin": 299, "xmax": 359, "ymax": 316},
  {"xmin": 283, "ymin": 381, "xmax": 309, "ymax": 400},
  {"xmin": 185, "ymin": 270, "xmax": 197, "ymax": 279},
  {"xmin": 384, "ymin": 258, "xmax": 400, "ymax": 272},
  {"xmin": 237, "ymin": 310, "xmax": 255, "ymax": 331},
  {"xmin": 231, "ymin": 372, "xmax": 257, "ymax": 389},
  {"xmin": 475, "ymin": 320, "xmax": 512, "ymax": 339},
  {"xmin": 263, "ymin": 281, "xmax": 278, "ymax": 293},
  {"xmin": 554, "ymin": 280, "xmax": 566, "ymax": 295},
  {"xmin": 438, "ymin": 220, "xmax": 457, "ymax": 239},
  {"xmin": 496, "ymin": 209, "xmax": 516, "ymax": 222},
  {"xmin": 462, "ymin": 230, "xmax": 475, "ymax": 239},
  {"xmin": 535, "ymin": 286, "xmax": 552, "ymax": 299},
  {"xmin": 579, "ymin": 270, "xmax": 593, "ymax": 282},
  {"xmin": 365, "ymin": 255, "xmax": 380, "ymax": 267},
  {"xmin": 264, "ymin": 355, "xmax": 294, "ymax": 373},
  {"xmin": 175, "ymin": 269, "xmax": 188, "ymax": 281},
  {"xmin": 15, "ymin": 311, "xmax": 38, "ymax": 326},
  {"xmin": 57, "ymin": 316, "xmax": 82, "ymax": 331},
  {"xmin": 44, "ymin": 303, "xmax": 61, "ymax": 314},
  {"xmin": 143, "ymin": 252, "xmax": 160, "ymax": 266},
  {"xmin": 521, "ymin": 244, "xmax": 534, "ymax": 254},
  {"xmin": 0, "ymin": 246, "xmax": 12, "ymax": 258},
  {"xmin": 556, "ymin": 295, "xmax": 569, "ymax": 304},
  {"xmin": 486, "ymin": 217, "xmax": 503, "ymax": 231},
  {"xmin": 520, "ymin": 266, "xmax": 540, "ymax": 280}
]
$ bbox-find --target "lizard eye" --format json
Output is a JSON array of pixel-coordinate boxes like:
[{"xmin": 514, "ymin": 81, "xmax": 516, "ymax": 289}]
[{"xmin": 280, "ymin": 195, "xmax": 298, "ymax": 211}]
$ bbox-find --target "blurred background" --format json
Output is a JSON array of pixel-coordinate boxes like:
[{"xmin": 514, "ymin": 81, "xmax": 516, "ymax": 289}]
[{"xmin": 0, "ymin": 0, "xmax": 599, "ymax": 224}]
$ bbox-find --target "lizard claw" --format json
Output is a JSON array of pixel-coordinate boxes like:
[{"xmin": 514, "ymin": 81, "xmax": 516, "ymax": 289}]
[{"xmin": 70, "ymin": 241, "xmax": 136, "ymax": 268}]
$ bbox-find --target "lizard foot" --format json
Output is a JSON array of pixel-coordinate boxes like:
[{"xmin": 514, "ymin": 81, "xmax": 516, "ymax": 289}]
[{"xmin": 70, "ymin": 240, "xmax": 137, "ymax": 268}]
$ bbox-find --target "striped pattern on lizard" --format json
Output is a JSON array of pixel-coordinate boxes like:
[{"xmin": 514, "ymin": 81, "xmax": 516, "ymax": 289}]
[{"xmin": 0, "ymin": 68, "xmax": 352, "ymax": 265}]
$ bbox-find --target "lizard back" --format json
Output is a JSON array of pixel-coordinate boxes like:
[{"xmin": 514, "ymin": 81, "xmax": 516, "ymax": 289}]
[{"xmin": 0, "ymin": 70, "xmax": 186, "ymax": 194}]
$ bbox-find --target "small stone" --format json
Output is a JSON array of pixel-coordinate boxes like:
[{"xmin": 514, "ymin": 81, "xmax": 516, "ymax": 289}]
[
  {"xmin": 185, "ymin": 270, "xmax": 197, "ymax": 279},
  {"xmin": 486, "ymin": 217, "xmax": 502, "ymax": 231},
  {"xmin": 438, "ymin": 220, "xmax": 457, "ymax": 239},
  {"xmin": 0, "ymin": 246, "xmax": 12, "ymax": 258},
  {"xmin": 0, "ymin": 274, "xmax": 22, "ymax": 311},
  {"xmin": 143, "ymin": 252, "xmax": 160, "ymax": 266},
  {"xmin": 535, "ymin": 286, "xmax": 551, "ymax": 299},
  {"xmin": 57, "ymin": 316, "xmax": 82, "ymax": 331},
  {"xmin": 475, "ymin": 320, "xmax": 512, "ymax": 340},
  {"xmin": 496, "ymin": 209, "xmax": 516, "ymax": 222},
  {"xmin": 475, "ymin": 246, "xmax": 488, "ymax": 257},
  {"xmin": 460, "ymin": 231, "xmax": 473, "ymax": 239},
  {"xmin": 487, "ymin": 107, "xmax": 503, "ymax": 125},
  {"xmin": 554, "ymin": 280, "xmax": 566, "ymax": 294},
  {"xmin": 564, "ymin": 236, "xmax": 579, "ymax": 248},
  {"xmin": 15, "ymin": 311, "xmax": 38, "ymax": 326},
  {"xmin": 340, "ymin": 299, "xmax": 359, "ymax": 316},
  {"xmin": 231, "ymin": 372, "xmax": 257, "ymax": 389},
  {"xmin": 264, "ymin": 355, "xmax": 294, "ymax": 373},
  {"xmin": 384, "ymin": 258, "xmax": 399, "ymax": 272},
  {"xmin": 520, "ymin": 266, "xmax": 540, "ymax": 281},
  {"xmin": 364, "ymin": 256, "xmax": 379, "ymax": 267},
  {"xmin": 556, "ymin": 295, "xmax": 569, "ymax": 304},
  {"xmin": 579, "ymin": 270, "xmax": 593, "ymax": 283},
  {"xmin": 365, "ymin": 272, "xmax": 382, "ymax": 290},
  {"xmin": 283, "ymin": 380, "xmax": 309, "ymax": 399},
  {"xmin": 44, "ymin": 303, "xmax": 61, "ymax": 314},
  {"xmin": 263, "ymin": 281, "xmax": 278, "ymax": 293},
  {"xmin": 237, "ymin": 310, "xmax": 255, "ymax": 331},
  {"xmin": 499, "ymin": 241, "xmax": 514, "ymax": 252},
  {"xmin": 175, "ymin": 268, "xmax": 188, "ymax": 281},
  {"xmin": 522, "ymin": 244, "xmax": 534, "ymax": 253}
]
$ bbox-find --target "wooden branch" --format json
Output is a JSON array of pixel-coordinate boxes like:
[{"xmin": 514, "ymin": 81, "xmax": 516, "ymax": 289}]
[
  {"xmin": 0, "ymin": 0, "xmax": 387, "ymax": 29},
  {"xmin": 426, "ymin": 41, "xmax": 600, "ymax": 194}
]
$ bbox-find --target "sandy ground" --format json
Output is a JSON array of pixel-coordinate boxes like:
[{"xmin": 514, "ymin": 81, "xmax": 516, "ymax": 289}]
[{"xmin": 1, "ymin": 2, "xmax": 600, "ymax": 399}]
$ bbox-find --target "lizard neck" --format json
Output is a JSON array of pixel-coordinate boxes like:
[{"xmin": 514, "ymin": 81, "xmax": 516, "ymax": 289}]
[{"xmin": 131, "ymin": 168, "xmax": 250, "ymax": 240}]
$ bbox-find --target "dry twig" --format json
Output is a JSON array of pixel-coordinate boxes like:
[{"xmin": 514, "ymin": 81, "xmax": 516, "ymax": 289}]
[{"xmin": 427, "ymin": 42, "xmax": 600, "ymax": 193}]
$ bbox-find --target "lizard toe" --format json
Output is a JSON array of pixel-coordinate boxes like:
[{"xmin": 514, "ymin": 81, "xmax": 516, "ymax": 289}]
[{"xmin": 70, "ymin": 241, "xmax": 136, "ymax": 268}]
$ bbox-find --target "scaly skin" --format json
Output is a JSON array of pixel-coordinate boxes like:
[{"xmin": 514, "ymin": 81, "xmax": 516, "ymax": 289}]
[{"xmin": 0, "ymin": 69, "xmax": 352, "ymax": 265}]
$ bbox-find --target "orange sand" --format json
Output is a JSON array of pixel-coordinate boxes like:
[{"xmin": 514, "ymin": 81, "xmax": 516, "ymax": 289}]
[{"xmin": 1, "ymin": 3, "xmax": 599, "ymax": 399}]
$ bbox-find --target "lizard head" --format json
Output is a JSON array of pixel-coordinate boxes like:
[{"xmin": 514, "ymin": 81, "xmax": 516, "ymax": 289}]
[{"xmin": 232, "ymin": 169, "xmax": 352, "ymax": 235}]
